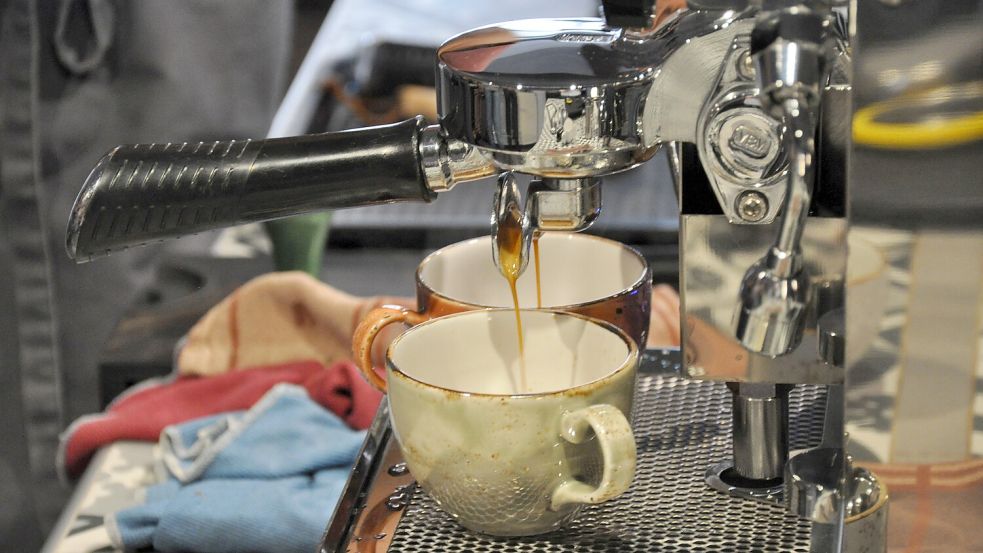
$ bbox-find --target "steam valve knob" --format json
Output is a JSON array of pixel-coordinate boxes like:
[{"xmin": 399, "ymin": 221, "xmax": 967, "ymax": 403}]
[
  {"xmin": 750, "ymin": 9, "xmax": 825, "ymax": 54},
  {"xmin": 602, "ymin": 0, "xmax": 657, "ymax": 29}
]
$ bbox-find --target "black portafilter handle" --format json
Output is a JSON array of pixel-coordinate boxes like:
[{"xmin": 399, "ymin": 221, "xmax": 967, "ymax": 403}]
[{"xmin": 67, "ymin": 117, "xmax": 435, "ymax": 262}]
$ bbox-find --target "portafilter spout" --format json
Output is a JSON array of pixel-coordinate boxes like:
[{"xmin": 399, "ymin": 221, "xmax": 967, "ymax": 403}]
[
  {"xmin": 490, "ymin": 175, "xmax": 601, "ymax": 278},
  {"xmin": 492, "ymin": 173, "xmax": 532, "ymax": 279}
]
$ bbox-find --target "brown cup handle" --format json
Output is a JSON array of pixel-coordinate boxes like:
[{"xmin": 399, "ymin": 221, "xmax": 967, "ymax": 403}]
[{"xmin": 353, "ymin": 305, "xmax": 429, "ymax": 392}]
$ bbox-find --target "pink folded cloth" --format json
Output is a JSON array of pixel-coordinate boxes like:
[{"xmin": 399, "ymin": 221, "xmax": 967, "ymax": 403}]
[
  {"xmin": 177, "ymin": 271, "xmax": 412, "ymax": 377},
  {"xmin": 59, "ymin": 360, "xmax": 381, "ymax": 479}
]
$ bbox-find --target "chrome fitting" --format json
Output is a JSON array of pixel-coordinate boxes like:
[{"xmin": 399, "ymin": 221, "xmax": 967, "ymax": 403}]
[
  {"xmin": 419, "ymin": 125, "xmax": 497, "ymax": 193},
  {"xmin": 526, "ymin": 177, "xmax": 602, "ymax": 233}
]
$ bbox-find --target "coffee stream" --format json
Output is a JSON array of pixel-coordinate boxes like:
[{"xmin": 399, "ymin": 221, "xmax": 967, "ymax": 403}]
[
  {"xmin": 495, "ymin": 211, "xmax": 546, "ymax": 393},
  {"xmin": 495, "ymin": 203, "xmax": 527, "ymax": 393}
]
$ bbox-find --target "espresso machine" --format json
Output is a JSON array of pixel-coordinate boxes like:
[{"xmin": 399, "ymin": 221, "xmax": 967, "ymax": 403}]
[{"xmin": 66, "ymin": 0, "xmax": 982, "ymax": 550}]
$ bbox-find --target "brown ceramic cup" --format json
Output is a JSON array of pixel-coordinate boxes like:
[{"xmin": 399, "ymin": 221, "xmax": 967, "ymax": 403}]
[{"xmin": 353, "ymin": 233, "xmax": 651, "ymax": 391}]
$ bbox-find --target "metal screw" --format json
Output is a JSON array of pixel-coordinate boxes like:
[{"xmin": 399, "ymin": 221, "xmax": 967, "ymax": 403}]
[
  {"xmin": 386, "ymin": 492, "xmax": 409, "ymax": 511},
  {"xmin": 736, "ymin": 191, "xmax": 769, "ymax": 222},
  {"xmin": 737, "ymin": 50, "xmax": 756, "ymax": 80}
]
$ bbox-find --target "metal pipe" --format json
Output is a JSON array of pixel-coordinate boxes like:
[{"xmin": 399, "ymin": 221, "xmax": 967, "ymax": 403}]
[
  {"xmin": 729, "ymin": 382, "xmax": 792, "ymax": 481},
  {"xmin": 773, "ymin": 97, "xmax": 816, "ymax": 260}
]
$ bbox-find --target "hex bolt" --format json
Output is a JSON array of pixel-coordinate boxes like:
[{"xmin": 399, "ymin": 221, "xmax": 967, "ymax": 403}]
[{"xmin": 736, "ymin": 190, "xmax": 769, "ymax": 222}]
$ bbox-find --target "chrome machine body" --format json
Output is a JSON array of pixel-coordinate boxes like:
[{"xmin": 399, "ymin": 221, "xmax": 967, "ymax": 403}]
[
  {"xmin": 65, "ymin": 0, "xmax": 983, "ymax": 551},
  {"xmin": 432, "ymin": 7, "xmax": 867, "ymax": 549}
]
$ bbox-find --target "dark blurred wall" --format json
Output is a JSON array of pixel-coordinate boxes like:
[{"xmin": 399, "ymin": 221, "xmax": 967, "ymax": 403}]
[
  {"xmin": 0, "ymin": 1, "xmax": 294, "ymax": 550},
  {"xmin": 291, "ymin": 0, "xmax": 332, "ymax": 78}
]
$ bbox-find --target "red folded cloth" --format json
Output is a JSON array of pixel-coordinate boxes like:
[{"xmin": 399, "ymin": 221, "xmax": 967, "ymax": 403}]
[{"xmin": 59, "ymin": 360, "xmax": 381, "ymax": 479}]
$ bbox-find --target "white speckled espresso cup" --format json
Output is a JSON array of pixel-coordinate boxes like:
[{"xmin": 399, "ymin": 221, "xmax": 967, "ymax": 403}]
[{"xmin": 385, "ymin": 309, "xmax": 638, "ymax": 537}]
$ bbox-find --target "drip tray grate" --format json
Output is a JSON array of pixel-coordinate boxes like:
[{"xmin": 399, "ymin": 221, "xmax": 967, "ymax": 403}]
[{"xmin": 385, "ymin": 354, "xmax": 825, "ymax": 552}]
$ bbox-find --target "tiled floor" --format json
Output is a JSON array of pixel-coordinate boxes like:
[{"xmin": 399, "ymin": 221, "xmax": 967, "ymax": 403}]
[{"xmin": 846, "ymin": 229, "xmax": 983, "ymax": 464}]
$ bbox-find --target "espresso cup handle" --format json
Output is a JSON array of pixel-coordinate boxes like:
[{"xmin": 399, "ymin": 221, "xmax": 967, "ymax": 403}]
[
  {"xmin": 352, "ymin": 305, "xmax": 429, "ymax": 392},
  {"xmin": 550, "ymin": 404, "xmax": 637, "ymax": 510}
]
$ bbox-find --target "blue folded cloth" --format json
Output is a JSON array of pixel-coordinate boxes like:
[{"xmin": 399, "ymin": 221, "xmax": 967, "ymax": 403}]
[{"xmin": 107, "ymin": 384, "xmax": 366, "ymax": 553}]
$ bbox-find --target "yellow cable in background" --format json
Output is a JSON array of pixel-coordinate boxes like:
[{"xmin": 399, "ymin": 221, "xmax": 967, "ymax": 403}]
[{"xmin": 853, "ymin": 81, "xmax": 983, "ymax": 149}]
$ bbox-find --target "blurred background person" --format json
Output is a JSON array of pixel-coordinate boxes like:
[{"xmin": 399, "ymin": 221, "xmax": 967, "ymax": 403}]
[{"xmin": 0, "ymin": 1, "xmax": 294, "ymax": 549}]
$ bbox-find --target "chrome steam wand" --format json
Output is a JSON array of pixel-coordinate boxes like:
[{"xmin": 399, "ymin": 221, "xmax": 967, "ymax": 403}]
[{"xmin": 735, "ymin": 6, "xmax": 828, "ymax": 357}]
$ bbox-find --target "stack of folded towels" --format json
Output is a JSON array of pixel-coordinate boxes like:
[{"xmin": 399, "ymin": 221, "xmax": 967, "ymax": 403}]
[
  {"xmin": 58, "ymin": 272, "xmax": 409, "ymax": 553},
  {"xmin": 109, "ymin": 384, "xmax": 365, "ymax": 552}
]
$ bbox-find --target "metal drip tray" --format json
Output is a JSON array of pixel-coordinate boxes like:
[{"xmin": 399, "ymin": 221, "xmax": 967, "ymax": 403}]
[{"xmin": 321, "ymin": 350, "xmax": 826, "ymax": 552}]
